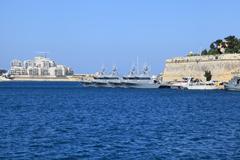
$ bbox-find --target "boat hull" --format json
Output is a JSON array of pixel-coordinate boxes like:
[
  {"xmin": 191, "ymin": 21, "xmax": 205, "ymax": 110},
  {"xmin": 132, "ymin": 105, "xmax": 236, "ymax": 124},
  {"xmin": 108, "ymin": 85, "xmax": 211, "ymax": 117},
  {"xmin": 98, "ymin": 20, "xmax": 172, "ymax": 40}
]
[
  {"xmin": 93, "ymin": 81, "xmax": 110, "ymax": 87},
  {"xmin": 81, "ymin": 81, "xmax": 160, "ymax": 89},
  {"xmin": 186, "ymin": 85, "xmax": 218, "ymax": 90},
  {"xmin": 171, "ymin": 81, "xmax": 219, "ymax": 90},
  {"xmin": 224, "ymin": 84, "xmax": 240, "ymax": 91},
  {"xmin": 121, "ymin": 81, "xmax": 160, "ymax": 89},
  {"xmin": 80, "ymin": 80, "xmax": 96, "ymax": 87}
]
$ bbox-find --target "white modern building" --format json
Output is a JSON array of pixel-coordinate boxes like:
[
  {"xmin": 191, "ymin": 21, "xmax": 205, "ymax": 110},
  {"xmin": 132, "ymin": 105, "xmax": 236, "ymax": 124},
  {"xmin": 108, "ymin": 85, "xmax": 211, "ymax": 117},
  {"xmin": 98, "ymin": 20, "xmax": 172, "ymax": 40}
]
[{"xmin": 10, "ymin": 56, "xmax": 73, "ymax": 77}]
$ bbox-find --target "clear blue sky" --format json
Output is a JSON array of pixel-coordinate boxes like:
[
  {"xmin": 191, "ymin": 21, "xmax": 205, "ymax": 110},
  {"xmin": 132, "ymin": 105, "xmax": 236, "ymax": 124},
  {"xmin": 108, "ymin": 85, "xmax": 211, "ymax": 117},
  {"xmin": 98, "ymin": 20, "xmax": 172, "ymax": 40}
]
[{"xmin": 0, "ymin": 0, "xmax": 240, "ymax": 74}]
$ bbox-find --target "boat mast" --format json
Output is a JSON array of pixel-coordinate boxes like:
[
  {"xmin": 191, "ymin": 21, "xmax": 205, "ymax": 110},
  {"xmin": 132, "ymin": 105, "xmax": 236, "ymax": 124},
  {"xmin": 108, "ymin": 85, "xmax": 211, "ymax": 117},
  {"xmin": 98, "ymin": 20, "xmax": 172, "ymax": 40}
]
[{"xmin": 137, "ymin": 56, "xmax": 139, "ymax": 75}]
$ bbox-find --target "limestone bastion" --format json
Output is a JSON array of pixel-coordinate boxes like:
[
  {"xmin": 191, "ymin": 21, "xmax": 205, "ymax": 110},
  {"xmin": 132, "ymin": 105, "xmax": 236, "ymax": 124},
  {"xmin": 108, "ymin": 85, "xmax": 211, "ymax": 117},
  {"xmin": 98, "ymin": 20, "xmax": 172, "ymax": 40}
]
[{"xmin": 163, "ymin": 53, "xmax": 240, "ymax": 82}]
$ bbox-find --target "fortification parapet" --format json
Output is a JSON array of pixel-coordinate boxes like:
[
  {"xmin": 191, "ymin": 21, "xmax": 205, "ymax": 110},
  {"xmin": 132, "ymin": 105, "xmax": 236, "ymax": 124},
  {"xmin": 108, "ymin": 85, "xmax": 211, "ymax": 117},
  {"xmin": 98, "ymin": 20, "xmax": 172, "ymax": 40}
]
[{"xmin": 163, "ymin": 53, "xmax": 240, "ymax": 82}]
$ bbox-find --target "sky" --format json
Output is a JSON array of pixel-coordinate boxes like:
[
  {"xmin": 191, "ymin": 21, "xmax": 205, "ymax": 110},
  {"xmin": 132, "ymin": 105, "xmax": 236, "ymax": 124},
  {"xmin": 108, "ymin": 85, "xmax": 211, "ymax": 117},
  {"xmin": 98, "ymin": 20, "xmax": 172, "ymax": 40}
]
[{"xmin": 0, "ymin": 0, "xmax": 240, "ymax": 74}]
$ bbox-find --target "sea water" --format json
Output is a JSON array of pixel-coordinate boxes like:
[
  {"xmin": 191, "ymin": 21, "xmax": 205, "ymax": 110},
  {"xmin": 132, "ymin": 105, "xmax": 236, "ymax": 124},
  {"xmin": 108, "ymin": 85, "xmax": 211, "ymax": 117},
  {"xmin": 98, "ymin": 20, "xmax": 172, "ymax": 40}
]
[{"xmin": 0, "ymin": 82, "xmax": 240, "ymax": 159}]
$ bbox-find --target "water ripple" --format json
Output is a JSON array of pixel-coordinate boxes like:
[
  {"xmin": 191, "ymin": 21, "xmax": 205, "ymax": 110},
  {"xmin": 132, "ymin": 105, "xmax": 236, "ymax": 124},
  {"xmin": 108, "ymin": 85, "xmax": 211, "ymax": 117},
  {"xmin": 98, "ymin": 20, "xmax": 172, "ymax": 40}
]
[{"xmin": 0, "ymin": 82, "xmax": 240, "ymax": 159}]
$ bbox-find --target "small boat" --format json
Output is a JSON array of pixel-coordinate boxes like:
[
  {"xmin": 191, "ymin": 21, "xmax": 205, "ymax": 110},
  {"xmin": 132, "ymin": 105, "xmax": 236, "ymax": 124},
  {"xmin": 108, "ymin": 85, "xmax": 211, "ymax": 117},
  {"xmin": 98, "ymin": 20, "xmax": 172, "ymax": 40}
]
[
  {"xmin": 186, "ymin": 81, "xmax": 219, "ymax": 90},
  {"xmin": 224, "ymin": 76, "xmax": 240, "ymax": 91},
  {"xmin": 171, "ymin": 77, "xmax": 219, "ymax": 90},
  {"xmin": 170, "ymin": 77, "xmax": 190, "ymax": 89},
  {"xmin": 185, "ymin": 78, "xmax": 219, "ymax": 90}
]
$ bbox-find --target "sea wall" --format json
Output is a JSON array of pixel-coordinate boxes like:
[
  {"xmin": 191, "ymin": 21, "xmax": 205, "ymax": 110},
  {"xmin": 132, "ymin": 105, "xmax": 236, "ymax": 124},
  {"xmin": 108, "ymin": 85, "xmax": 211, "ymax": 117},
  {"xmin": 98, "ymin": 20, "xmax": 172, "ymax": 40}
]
[
  {"xmin": 163, "ymin": 53, "xmax": 240, "ymax": 82},
  {"xmin": 7, "ymin": 74, "xmax": 95, "ymax": 82}
]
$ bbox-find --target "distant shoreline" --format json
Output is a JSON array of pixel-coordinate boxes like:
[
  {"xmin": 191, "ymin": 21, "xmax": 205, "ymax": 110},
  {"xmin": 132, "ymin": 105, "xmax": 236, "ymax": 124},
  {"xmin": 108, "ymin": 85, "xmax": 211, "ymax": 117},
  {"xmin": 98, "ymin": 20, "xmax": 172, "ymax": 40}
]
[{"xmin": 0, "ymin": 77, "xmax": 81, "ymax": 82}]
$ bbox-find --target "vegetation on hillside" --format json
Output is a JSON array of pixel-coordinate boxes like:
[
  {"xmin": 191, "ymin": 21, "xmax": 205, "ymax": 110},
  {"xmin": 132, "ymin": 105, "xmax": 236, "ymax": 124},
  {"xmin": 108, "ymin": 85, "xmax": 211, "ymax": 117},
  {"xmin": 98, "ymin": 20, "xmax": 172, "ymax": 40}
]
[{"xmin": 201, "ymin": 35, "xmax": 240, "ymax": 55}]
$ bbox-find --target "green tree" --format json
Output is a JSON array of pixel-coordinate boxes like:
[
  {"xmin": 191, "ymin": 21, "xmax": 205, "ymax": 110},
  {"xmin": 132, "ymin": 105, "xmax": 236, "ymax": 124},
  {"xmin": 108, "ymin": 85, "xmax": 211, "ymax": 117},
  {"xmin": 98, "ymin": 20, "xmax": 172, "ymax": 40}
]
[
  {"xmin": 224, "ymin": 35, "xmax": 240, "ymax": 53},
  {"xmin": 204, "ymin": 70, "xmax": 212, "ymax": 81},
  {"xmin": 224, "ymin": 35, "xmax": 236, "ymax": 42},
  {"xmin": 188, "ymin": 35, "xmax": 240, "ymax": 56},
  {"xmin": 201, "ymin": 49, "xmax": 208, "ymax": 55},
  {"xmin": 210, "ymin": 43, "xmax": 216, "ymax": 49},
  {"xmin": 215, "ymin": 39, "xmax": 223, "ymax": 46},
  {"xmin": 207, "ymin": 49, "xmax": 219, "ymax": 55}
]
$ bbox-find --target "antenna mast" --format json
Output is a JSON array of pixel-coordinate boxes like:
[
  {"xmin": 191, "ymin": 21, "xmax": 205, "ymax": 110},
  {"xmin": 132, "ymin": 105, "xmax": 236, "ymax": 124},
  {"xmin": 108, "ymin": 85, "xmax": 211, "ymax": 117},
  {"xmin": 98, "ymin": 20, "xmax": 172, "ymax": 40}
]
[{"xmin": 137, "ymin": 56, "xmax": 139, "ymax": 74}]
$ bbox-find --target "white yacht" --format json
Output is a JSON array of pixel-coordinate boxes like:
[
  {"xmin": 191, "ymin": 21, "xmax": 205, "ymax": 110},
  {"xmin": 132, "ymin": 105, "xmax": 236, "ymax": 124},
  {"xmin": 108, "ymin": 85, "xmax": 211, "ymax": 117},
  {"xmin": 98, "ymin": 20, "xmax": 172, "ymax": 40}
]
[
  {"xmin": 80, "ymin": 65, "xmax": 161, "ymax": 89},
  {"xmin": 171, "ymin": 77, "xmax": 219, "ymax": 90},
  {"xmin": 170, "ymin": 77, "xmax": 190, "ymax": 89},
  {"xmin": 186, "ymin": 81, "xmax": 219, "ymax": 90},
  {"xmin": 224, "ymin": 76, "xmax": 240, "ymax": 91},
  {"xmin": 0, "ymin": 76, "xmax": 11, "ymax": 81},
  {"xmin": 121, "ymin": 65, "xmax": 160, "ymax": 89},
  {"xmin": 107, "ymin": 66, "xmax": 123, "ymax": 87},
  {"xmin": 0, "ymin": 73, "xmax": 12, "ymax": 82},
  {"xmin": 80, "ymin": 79, "xmax": 96, "ymax": 87},
  {"xmin": 92, "ymin": 66, "xmax": 121, "ymax": 87}
]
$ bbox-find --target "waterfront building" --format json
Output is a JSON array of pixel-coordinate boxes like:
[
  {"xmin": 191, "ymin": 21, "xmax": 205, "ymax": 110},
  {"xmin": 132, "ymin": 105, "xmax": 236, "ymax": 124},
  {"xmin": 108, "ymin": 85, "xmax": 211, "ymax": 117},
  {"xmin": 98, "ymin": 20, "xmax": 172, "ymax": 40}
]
[{"xmin": 10, "ymin": 56, "xmax": 73, "ymax": 77}]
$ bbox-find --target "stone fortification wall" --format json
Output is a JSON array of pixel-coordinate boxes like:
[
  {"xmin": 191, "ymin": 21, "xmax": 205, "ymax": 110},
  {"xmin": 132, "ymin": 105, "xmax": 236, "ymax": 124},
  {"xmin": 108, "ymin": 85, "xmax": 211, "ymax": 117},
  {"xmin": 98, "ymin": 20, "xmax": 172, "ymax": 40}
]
[{"xmin": 163, "ymin": 54, "xmax": 240, "ymax": 82}]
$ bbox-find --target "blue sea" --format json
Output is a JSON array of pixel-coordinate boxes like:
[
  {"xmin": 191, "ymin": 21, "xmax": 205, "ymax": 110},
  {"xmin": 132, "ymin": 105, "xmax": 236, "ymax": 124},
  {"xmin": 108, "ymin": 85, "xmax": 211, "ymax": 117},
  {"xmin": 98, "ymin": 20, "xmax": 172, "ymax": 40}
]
[{"xmin": 0, "ymin": 82, "xmax": 240, "ymax": 159}]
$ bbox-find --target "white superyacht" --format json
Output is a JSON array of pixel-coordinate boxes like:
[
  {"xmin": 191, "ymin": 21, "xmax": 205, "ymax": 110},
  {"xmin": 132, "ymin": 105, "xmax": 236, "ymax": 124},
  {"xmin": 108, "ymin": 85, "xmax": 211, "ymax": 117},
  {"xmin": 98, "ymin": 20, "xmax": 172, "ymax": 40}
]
[
  {"xmin": 92, "ymin": 66, "xmax": 121, "ymax": 87},
  {"xmin": 121, "ymin": 65, "xmax": 160, "ymax": 89}
]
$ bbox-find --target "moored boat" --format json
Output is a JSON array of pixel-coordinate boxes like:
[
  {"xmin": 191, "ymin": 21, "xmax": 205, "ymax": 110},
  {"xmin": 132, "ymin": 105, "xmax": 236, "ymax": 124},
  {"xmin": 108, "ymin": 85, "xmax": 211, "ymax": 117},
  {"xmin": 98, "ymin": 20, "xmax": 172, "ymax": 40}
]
[
  {"xmin": 80, "ymin": 65, "xmax": 161, "ymax": 89},
  {"xmin": 80, "ymin": 79, "xmax": 96, "ymax": 87},
  {"xmin": 170, "ymin": 77, "xmax": 190, "ymax": 89},
  {"xmin": 224, "ymin": 76, "xmax": 240, "ymax": 91},
  {"xmin": 186, "ymin": 82, "xmax": 219, "ymax": 90},
  {"xmin": 92, "ymin": 66, "xmax": 121, "ymax": 88},
  {"xmin": 171, "ymin": 77, "xmax": 219, "ymax": 90},
  {"xmin": 121, "ymin": 65, "xmax": 160, "ymax": 89}
]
